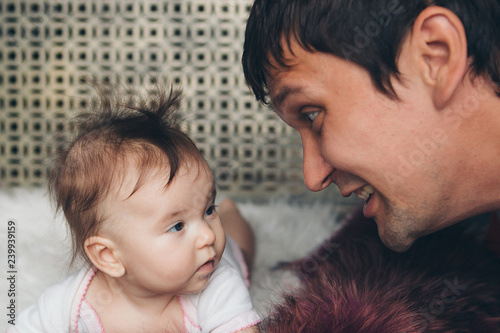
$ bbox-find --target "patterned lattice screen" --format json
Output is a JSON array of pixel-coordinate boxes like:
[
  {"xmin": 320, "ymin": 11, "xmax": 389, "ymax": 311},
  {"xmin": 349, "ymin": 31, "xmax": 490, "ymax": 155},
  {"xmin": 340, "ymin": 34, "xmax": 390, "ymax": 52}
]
[{"xmin": 0, "ymin": 0, "xmax": 352, "ymax": 206}]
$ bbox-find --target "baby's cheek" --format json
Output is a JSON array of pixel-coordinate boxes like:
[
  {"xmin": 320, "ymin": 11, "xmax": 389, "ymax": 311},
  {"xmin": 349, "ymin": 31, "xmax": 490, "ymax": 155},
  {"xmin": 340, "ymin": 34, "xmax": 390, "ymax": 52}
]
[{"xmin": 218, "ymin": 230, "xmax": 226, "ymax": 258}]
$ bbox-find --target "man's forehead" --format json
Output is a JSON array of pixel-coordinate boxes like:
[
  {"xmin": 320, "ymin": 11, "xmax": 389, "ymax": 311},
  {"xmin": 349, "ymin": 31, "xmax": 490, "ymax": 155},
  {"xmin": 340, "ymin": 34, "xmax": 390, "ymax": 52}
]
[
  {"xmin": 265, "ymin": 61, "xmax": 294, "ymax": 109},
  {"xmin": 266, "ymin": 65, "xmax": 308, "ymax": 114},
  {"xmin": 265, "ymin": 37, "xmax": 311, "ymax": 107},
  {"xmin": 269, "ymin": 85, "xmax": 304, "ymax": 113}
]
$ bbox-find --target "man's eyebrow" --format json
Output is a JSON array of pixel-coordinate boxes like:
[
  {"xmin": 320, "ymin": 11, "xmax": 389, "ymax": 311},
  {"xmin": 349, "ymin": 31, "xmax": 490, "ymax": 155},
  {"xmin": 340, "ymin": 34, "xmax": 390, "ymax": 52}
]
[{"xmin": 271, "ymin": 85, "xmax": 302, "ymax": 113}]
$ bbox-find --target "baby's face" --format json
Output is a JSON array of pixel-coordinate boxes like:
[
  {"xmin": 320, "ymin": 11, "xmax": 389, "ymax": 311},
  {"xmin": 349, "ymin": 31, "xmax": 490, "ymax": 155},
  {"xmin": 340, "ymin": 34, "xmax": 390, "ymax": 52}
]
[{"xmin": 100, "ymin": 160, "xmax": 225, "ymax": 296}]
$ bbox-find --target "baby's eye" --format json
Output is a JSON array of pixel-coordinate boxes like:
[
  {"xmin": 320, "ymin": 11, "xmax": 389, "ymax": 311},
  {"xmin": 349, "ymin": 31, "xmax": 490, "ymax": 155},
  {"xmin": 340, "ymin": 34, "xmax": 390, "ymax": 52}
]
[
  {"xmin": 168, "ymin": 222, "xmax": 184, "ymax": 233},
  {"xmin": 205, "ymin": 204, "xmax": 215, "ymax": 216}
]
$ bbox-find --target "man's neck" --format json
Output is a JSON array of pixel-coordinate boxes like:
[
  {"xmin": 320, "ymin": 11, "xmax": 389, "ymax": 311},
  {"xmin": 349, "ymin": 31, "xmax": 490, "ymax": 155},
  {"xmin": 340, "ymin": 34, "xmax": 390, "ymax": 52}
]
[{"xmin": 450, "ymin": 79, "xmax": 500, "ymax": 215}]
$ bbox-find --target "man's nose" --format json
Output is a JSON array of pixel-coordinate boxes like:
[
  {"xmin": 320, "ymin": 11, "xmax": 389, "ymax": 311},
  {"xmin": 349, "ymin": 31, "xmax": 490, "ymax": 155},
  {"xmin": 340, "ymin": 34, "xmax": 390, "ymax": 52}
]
[{"xmin": 301, "ymin": 132, "xmax": 334, "ymax": 192}]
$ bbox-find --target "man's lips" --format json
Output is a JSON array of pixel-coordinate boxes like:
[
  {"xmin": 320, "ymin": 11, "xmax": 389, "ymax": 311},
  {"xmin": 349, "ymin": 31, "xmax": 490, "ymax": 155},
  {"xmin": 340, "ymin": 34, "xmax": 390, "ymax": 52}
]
[
  {"xmin": 339, "ymin": 183, "xmax": 377, "ymax": 218},
  {"xmin": 354, "ymin": 184, "xmax": 375, "ymax": 202},
  {"xmin": 340, "ymin": 184, "xmax": 375, "ymax": 201}
]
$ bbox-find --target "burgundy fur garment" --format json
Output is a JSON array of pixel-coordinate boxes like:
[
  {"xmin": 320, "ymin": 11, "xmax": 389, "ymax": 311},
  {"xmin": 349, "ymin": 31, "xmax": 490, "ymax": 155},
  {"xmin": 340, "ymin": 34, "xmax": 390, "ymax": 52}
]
[{"xmin": 261, "ymin": 208, "xmax": 500, "ymax": 333}]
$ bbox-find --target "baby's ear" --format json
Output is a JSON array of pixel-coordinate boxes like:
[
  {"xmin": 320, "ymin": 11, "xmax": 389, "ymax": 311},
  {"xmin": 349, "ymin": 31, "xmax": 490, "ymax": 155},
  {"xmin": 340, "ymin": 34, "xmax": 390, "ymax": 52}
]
[{"xmin": 84, "ymin": 236, "xmax": 125, "ymax": 278}]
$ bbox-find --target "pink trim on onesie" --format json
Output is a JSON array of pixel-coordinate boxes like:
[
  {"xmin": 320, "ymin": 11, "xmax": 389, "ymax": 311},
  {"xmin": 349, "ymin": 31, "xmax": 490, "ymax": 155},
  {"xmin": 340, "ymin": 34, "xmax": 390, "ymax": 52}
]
[
  {"xmin": 179, "ymin": 295, "xmax": 202, "ymax": 331},
  {"xmin": 81, "ymin": 299, "xmax": 105, "ymax": 333},
  {"xmin": 231, "ymin": 321, "xmax": 262, "ymax": 333},
  {"xmin": 70, "ymin": 267, "xmax": 104, "ymax": 333}
]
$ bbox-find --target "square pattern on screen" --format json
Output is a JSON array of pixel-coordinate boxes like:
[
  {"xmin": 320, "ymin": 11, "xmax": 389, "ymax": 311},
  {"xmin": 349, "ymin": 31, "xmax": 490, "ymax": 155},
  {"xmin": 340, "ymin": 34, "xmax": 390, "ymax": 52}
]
[{"xmin": 0, "ymin": 0, "xmax": 351, "ymax": 206}]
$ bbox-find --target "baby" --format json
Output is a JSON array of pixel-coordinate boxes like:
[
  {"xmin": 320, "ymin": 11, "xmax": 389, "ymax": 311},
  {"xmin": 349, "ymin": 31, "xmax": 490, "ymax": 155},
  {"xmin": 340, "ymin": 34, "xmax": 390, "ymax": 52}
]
[{"xmin": 7, "ymin": 86, "xmax": 261, "ymax": 332}]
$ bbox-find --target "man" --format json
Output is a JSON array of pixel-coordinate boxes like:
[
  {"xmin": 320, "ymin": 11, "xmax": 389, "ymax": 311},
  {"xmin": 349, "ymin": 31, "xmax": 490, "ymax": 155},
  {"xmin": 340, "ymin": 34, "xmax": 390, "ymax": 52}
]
[{"xmin": 242, "ymin": 0, "xmax": 500, "ymax": 252}]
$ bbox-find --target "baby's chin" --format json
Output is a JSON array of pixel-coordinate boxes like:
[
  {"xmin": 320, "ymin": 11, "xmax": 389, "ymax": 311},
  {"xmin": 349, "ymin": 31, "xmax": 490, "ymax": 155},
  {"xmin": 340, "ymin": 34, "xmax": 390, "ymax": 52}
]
[{"xmin": 185, "ymin": 262, "xmax": 218, "ymax": 294}]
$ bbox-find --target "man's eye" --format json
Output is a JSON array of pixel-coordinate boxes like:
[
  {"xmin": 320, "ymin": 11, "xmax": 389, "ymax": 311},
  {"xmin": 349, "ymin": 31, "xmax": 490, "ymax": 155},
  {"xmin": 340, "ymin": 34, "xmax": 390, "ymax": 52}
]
[
  {"xmin": 304, "ymin": 111, "xmax": 320, "ymax": 124},
  {"xmin": 168, "ymin": 222, "xmax": 184, "ymax": 233}
]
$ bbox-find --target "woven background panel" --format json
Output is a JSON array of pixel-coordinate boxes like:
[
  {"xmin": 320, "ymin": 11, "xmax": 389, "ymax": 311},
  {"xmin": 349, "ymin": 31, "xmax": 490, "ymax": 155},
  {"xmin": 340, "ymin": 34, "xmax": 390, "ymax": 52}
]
[{"xmin": 0, "ymin": 0, "xmax": 353, "ymax": 207}]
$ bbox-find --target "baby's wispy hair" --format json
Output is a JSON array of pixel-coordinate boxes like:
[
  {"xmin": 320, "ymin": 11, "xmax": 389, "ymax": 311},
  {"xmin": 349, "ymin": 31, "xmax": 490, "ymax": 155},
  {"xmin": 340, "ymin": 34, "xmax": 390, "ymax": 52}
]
[{"xmin": 48, "ymin": 83, "xmax": 205, "ymax": 267}]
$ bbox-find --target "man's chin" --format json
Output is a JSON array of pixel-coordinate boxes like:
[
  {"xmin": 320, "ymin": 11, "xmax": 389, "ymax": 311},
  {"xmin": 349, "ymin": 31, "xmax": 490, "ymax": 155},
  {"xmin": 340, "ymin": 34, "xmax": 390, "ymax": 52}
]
[{"xmin": 378, "ymin": 229, "xmax": 416, "ymax": 252}]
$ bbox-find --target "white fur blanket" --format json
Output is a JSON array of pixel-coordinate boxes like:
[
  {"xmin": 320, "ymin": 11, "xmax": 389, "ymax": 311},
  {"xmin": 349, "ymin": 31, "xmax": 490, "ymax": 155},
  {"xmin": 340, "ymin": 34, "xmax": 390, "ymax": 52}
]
[{"xmin": 0, "ymin": 187, "xmax": 350, "ymax": 331}]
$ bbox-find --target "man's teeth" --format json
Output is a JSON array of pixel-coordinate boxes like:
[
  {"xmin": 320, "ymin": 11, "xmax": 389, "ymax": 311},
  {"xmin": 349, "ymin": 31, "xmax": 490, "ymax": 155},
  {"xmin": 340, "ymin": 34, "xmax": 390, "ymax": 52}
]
[{"xmin": 356, "ymin": 185, "xmax": 375, "ymax": 202}]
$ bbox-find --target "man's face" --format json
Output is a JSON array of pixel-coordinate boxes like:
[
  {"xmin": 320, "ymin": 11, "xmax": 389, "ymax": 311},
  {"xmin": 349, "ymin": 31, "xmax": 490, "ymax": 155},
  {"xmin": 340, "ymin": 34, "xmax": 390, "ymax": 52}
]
[{"xmin": 266, "ymin": 38, "xmax": 461, "ymax": 251}]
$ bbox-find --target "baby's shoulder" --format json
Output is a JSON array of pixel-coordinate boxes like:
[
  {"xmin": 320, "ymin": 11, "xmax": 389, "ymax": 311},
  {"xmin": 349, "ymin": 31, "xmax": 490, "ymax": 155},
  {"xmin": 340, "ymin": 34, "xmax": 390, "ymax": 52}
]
[
  {"xmin": 10, "ymin": 267, "xmax": 92, "ymax": 332},
  {"xmin": 181, "ymin": 260, "xmax": 260, "ymax": 332}
]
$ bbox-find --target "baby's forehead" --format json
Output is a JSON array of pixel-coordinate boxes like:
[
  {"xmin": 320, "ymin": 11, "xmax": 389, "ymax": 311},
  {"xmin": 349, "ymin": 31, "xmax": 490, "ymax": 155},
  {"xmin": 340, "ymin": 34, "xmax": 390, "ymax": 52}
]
[
  {"xmin": 101, "ymin": 158, "xmax": 215, "ymax": 219},
  {"xmin": 115, "ymin": 154, "xmax": 212, "ymax": 192}
]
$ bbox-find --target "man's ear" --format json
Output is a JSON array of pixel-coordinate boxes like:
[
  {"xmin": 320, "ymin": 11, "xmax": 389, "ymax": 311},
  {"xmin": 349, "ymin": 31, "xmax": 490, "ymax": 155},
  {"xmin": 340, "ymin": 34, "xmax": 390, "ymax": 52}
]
[
  {"xmin": 84, "ymin": 236, "xmax": 125, "ymax": 278},
  {"xmin": 410, "ymin": 6, "xmax": 468, "ymax": 109}
]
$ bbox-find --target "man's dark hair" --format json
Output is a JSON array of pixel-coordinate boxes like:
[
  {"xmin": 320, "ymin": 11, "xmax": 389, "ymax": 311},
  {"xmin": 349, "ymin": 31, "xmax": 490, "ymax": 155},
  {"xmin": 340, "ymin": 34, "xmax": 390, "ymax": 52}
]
[{"xmin": 242, "ymin": 0, "xmax": 500, "ymax": 104}]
